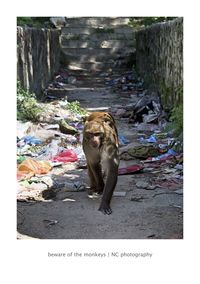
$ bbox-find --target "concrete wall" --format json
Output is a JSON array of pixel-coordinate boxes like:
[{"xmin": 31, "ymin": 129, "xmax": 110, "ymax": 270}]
[
  {"xmin": 135, "ymin": 18, "xmax": 183, "ymax": 109},
  {"xmin": 17, "ymin": 27, "xmax": 60, "ymax": 98}
]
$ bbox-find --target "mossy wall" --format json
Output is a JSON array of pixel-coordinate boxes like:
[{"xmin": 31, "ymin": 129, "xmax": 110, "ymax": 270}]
[
  {"xmin": 135, "ymin": 18, "xmax": 183, "ymax": 109},
  {"xmin": 17, "ymin": 27, "xmax": 60, "ymax": 98}
]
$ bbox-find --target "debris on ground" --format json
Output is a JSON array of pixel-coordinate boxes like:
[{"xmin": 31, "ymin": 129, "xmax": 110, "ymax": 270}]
[
  {"xmin": 118, "ymin": 164, "xmax": 144, "ymax": 175},
  {"xmin": 17, "ymin": 67, "xmax": 183, "ymax": 215}
]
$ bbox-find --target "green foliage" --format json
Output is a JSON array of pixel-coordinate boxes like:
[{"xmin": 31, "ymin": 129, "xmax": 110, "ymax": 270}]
[
  {"xmin": 165, "ymin": 104, "xmax": 183, "ymax": 138},
  {"xmin": 17, "ymin": 81, "xmax": 43, "ymax": 122},
  {"xmin": 165, "ymin": 86, "xmax": 183, "ymax": 137},
  {"xmin": 17, "ymin": 17, "xmax": 52, "ymax": 28},
  {"xmin": 128, "ymin": 17, "xmax": 177, "ymax": 29},
  {"xmin": 170, "ymin": 104, "xmax": 183, "ymax": 137},
  {"xmin": 66, "ymin": 101, "xmax": 87, "ymax": 115},
  {"xmin": 17, "ymin": 17, "xmax": 33, "ymax": 26}
]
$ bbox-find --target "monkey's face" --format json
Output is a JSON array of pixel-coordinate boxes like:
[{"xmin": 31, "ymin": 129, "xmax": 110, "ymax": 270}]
[{"xmin": 84, "ymin": 121, "xmax": 105, "ymax": 148}]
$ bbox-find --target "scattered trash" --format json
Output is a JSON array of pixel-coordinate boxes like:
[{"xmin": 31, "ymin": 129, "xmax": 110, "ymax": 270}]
[
  {"xmin": 139, "ymin": 134, "xmax": 157, "ymax": 143},
  {"xmin": 59, "ymin": 181, "xmax": 86, "ymax": 192},
  {"xmin": 128, "ymin": 93, "xmax": 162, "ymax": 123},
  {"xmin": 118, "ymin": 164, "xmax": 143, "ymax": 175},
  {"xmin": 37, "ymin": 139, "xmax": 64, "ymax": 160},
  {"xmin": 154, "ymin": 132, "xmax": 168, "ymax": 139},
  {"xmin": 143, "ymin": 113, "xmax": 159, "ymax": 124},
  {"xmin": 105, "ymin": 70, "xmax": 144, "ymax": 92},
  {"xmin": 158, "ymin": 143, "xmax": 168, "ymax": 150},
  {"xmin": 73, "ymin": 147, "xmax": 86, "ymax": 161},
  {"xmin": 17, "ymin": 121, "xmax": 33, "ymax": 139},
  {"xmin": 68, "ymin": 121, "xmax": 84, "ymax": 130},
  {"xmin": 135, "ymin": 122, "xmax": 159, "ymax": 132},
  {"xmin": 44, "ymin": 124, "xmax": 60, "ymax": 130},
  {"xmin": 59, "ymin": 119, "xmax": 78, "ymax": 135},
  {"xmin": 51, "ymin": 149, "xmax": 78, "ymax": 163},
  {"xmin": 17, "ymin": 158, "xmax": 52, "ymax": 180},
  {"xmin": 119, "ymin": 134, "xmax": 130, "ymax": 146},
  {"xmin": 146, "ymin": 148, "xmax": 177, "ymax": 162},
  {"xmin": 17, "ymin": 171, "xmax": 35, "ymax": 181},
  {"xmin": 127, "ymin": 145, "xmax": 160, "ymax": 159},
  {"xmin": 17, "ymin": 66, "xmax": 183, "ymax": 225},
  {"xmin": 22, "ymin": 136, "xmax": 42, "ymax": 145},
  {"xmin": 59, "ymin": 99, "xmax": 68, "ymax": 107},
  {"xmin": 136, "ymin": 181, "xmax": 156, "ymax": 190},
  {"xmin": 17, "ymin": 155, "xmax": 26, "ymax": 164},
  {"xmin": 174, "ymin": 164, "xmax": 183, "ymax": 170},
  {"xmin": 50, "ymin": 161, "xmax": 64, "ymax": 167}
]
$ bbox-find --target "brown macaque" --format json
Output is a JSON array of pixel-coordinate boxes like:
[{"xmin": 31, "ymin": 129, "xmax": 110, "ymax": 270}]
[{"xmin": 83, "ymin": 112, "xmax": 119, "ymax": 215}]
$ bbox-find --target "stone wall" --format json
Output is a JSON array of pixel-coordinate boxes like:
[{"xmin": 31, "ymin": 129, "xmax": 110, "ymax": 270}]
[
  {"xmin": 135, "ymin": 18, "xmax": 183, "ymax": 109},
  {"xmin": 17, "ymin": 27, "xmax": 60, "ymax": 98}
]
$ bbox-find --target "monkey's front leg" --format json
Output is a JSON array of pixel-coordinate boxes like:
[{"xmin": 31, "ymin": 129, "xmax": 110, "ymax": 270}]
[{"xmin": 98, "ymin": 155, "xmax": 119, "ymax": 215}]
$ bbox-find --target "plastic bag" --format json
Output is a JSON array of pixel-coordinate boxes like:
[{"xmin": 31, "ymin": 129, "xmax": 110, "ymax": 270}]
[
  {"xmin": 17, "ymin": 158, "xmax": 52, "ymax": 177},
  {"xmin": 118, "ymin": 164, "xmax": 143, "ymax": 175},
  {"xmin": 119, "ymin": 134, "xmax": 130, "ymax": 146},
  {"xmin": 51, "ymin": 150, "xmax": 78, "ymax": 163},
  {"xmin": 139, "ymin": 134, "xmax": 157, "ymax": 143},
  {"xmin": 22, "ymin": 135, "xmax": 42, "ymax": 145},
  {"xmin": 17, "ymin": 171, "xmax": 35, "ymax": 181}
]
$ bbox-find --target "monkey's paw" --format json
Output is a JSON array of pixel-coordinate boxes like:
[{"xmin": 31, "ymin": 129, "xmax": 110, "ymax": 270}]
[
  {"xmin": 88, "ymin": 192, "xmax": 102, "ymax": 199},
  {"xmin": 98, "ymin": 203, "xmax": 112, "ymax": 215}
]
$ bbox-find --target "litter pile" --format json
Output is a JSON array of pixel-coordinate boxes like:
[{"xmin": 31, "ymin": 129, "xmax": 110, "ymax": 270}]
[
  {"xmin": 100, "ymin": 69, "xmax": 183, "ymax": 195},
  {"xmin": 119, "ymin": 129, "xmax": 183, "ymax": 195},
  {"xmin": 17, "ymin": 98, "xmax": 88, "ymax": 201},
  {"xmin": 17, "ymin": 66, "xmax": 183, "ymax": 203},
  {"xmin": 105, "ymin": 70, "xmax": 144, "ymax": 92}
]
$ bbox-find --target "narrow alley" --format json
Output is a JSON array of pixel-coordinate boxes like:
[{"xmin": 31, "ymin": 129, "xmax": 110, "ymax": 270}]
[{"xmin": 17, "ymin": 17, "xmax": 183, "ymax": 239}]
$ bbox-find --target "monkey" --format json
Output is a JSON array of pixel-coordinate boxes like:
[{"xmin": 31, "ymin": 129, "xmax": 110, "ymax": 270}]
[{"xmin": 82, "ymin": 112, "xmax": 119, "ymax": 215}]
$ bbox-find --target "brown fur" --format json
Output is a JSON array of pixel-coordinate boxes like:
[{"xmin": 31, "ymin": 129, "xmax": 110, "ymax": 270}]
[{"xmin": 83, "ymin": 112, "xmax": 119, "ymax": 215}]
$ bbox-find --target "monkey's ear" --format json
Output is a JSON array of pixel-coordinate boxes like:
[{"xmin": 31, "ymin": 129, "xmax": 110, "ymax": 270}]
[
  {"xmin": 82, "ymin": 116, "xmax": 89, "ymax": 123},
  {"xmin": 107, "ymin": 112, "xmax": 115, "ymax": 123},
  {"xmin": 103, "ymin": 112, "xmax": 115, "ymax": 124}
]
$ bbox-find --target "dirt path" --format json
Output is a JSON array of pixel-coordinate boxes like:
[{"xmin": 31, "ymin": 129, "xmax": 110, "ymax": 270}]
[{"xmin": 17, "ymin": 70, "xmax": 183, "ymax": 239}]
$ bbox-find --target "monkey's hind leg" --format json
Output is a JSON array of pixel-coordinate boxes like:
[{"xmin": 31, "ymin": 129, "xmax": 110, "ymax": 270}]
[{"xmin": 87, "ymin": 162, "xmax": 104, "ymax": 197}]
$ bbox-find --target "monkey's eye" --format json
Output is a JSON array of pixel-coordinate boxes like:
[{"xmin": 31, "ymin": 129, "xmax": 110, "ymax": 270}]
[
  {"xmin": 94, "ymin": 132, "xmax": 101, "ymax": 137},
  {"xmin": 86, "ymin": 132, "xmax": 97, "ymax": 138}
]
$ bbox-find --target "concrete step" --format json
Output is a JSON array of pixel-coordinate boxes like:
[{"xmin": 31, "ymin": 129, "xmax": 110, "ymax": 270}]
[
  {"xmin": 62, "ymin": 26, "xmax": 134, "ymax": 35},
  {"xmin": 64, "ymin": 17, "xmax": 130, "ymax": 27},
  {"xmin": 60, "ymin": 39, "xmax": 135, "ymax": 49},
  {"xmin": 60, "ymin": 17, "xmax": 135, "ymax": 73},
  {"xmin": 61, "ymin": 32, "xmax": 134, "ymax": 41},
  {"xmin": 61, "ymin": 52, "xmax": 134, "ymax": 63},
  {"xmin": 66, "ymin": 61, "xmax": 130, "ymax": 71},
  {"xmin": 61, "ymin": 47, "xmax": 134, "ymax": 57}
]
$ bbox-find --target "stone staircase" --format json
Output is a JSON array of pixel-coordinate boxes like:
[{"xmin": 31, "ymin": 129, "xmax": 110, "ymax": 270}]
[{"xmin": 60, "ymin": 17, "xmax": 135, "ymax": 72}]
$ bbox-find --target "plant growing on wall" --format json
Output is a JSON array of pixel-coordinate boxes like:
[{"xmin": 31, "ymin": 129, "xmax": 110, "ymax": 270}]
[{"xmin": 17, "ymin": 81, "xmax": 43, "ymax": 122}]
